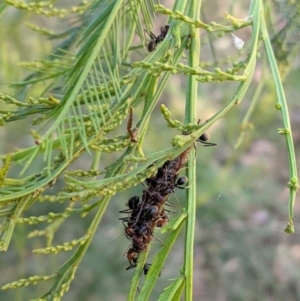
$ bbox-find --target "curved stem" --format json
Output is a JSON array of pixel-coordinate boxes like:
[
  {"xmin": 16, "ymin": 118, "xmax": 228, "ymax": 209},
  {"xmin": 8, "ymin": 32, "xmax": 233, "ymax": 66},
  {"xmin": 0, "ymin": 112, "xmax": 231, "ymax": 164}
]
[{"xmin": 260, "ymin": 1, "xmax": 298, "ymax": 232}]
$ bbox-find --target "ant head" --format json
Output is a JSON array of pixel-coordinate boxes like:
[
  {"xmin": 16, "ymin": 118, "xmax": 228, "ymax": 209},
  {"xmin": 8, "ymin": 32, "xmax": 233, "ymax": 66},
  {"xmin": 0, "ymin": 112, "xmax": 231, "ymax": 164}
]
[
  {"xmin": 196, "ymin": 133, "xmax": 216, "ymax": 147},
  {"xmin": 198, "ymin": 132, "xmax": 210, "ymax": 142},
  {"xmin": 176, "ymin": 176, "xmax": 188, "ymax": 186},
  {"xmin": 126, "ymin": 196, "xmax": 140, "ymax": 209}
]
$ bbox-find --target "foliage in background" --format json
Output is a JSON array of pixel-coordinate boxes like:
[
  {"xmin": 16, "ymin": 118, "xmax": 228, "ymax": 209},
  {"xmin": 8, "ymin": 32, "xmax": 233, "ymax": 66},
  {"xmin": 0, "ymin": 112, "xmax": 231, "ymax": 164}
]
[{"xmin": 0, "ymin": 0, "xmax": 299, "ymax": 300}]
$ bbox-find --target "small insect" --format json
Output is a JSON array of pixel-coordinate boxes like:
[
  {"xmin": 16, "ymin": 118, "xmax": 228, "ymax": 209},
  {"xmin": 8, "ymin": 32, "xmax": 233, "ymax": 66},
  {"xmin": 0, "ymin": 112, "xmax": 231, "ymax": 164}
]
[
  {"xmin": 127, "ymin": 107, "xmax": 138, "ymax": 142},
  {"xmin": 145, "ymin": 25, "xmax": 170, "ymax": 52},
  {"xmin": 231, "ymin": 33, "xmax": 245, "ymax": 50}
]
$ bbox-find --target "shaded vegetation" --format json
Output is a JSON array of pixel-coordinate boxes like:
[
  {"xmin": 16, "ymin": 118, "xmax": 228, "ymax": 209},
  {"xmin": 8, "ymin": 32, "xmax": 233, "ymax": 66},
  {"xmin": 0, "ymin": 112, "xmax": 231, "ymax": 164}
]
[{"xmin": 0, "ymin": 0, "xmax": 300, "ymax": 300}]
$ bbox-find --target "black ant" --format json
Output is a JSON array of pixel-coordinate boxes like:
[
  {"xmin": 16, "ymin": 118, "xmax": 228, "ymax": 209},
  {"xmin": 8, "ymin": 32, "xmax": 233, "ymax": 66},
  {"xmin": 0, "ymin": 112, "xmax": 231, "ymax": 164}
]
[
  {"xmin": 143, "ymin": 204, "xmax": 159, "ymax": 220},
  {"xmin": 145, "ymin": 25, "xmax": 170, "ymax": 52}
]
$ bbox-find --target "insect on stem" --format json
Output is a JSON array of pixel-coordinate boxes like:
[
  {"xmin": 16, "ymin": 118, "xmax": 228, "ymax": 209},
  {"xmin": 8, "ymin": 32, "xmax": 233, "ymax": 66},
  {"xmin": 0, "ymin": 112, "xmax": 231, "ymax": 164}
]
[{"xmin": 127, "ymin": 107, "xmax": 138, "ymax": 142}]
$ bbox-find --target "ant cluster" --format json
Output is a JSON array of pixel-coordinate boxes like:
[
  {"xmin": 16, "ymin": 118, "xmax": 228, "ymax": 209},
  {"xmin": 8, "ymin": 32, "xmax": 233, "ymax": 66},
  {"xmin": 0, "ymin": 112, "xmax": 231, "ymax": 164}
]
[
  {"xmin": 145, "ymin": 25, "xmax": 170, "ymax": 52},
  {"xmin": 120, "ymin": 133, "xmax": 215, "ymax": 274}
]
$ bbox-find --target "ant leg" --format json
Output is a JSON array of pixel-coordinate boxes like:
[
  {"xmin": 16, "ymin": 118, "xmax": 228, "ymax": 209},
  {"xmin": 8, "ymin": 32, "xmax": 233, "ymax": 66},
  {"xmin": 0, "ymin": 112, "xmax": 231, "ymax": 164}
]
[
  {"xmin": 152, "ymin": 235, "xmax": 171, "ymax": 250},
  {"xmin": 144, "ymin": 29, "xmax": 157, "ymax": 40},
  {"xmin": 165, "ymin": 199, "xmax": 176, "ymax": 207},
  {"xmin": 135, "ymin": 195, "xmax": 146, "ymax": 223},
  {"xmin": 119, "ymin": 208, "xmax": 133, "ymax": 213},
  {"xmin": 201, "ymin": 141, "xmax": 217, "ymax": 147},
  {"xmin": 171, "ymin": 193, "xmax": 182, "ymax": 210},
  {"xmin": 163, "ymin": 207, "xmax": 175, "ymax": 214},
  {"xmin": 148, "ymin": 31, "xmax": 157, "ymax": 40},
  {"xmin": 126, "ymin": 263, "xmax": 137, "ymax": 270}
]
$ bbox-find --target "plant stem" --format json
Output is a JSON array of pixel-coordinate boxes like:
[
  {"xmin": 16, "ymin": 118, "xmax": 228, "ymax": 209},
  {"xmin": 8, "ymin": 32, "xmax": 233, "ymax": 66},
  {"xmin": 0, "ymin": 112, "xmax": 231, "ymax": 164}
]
[
  {"xmin": 43, "ymin": 196, "xmax": 110, "ymax": 298},
  {"xmin": 261, "ymin": 1, "xmax": 298, "ymax": 231},
  {"xmin": 234, "ymin": 78, "xmax": 265, "ymax": 149},
  {"xmin": 184, "ymin": 1, "xmax": 201, "ymax": 300}
]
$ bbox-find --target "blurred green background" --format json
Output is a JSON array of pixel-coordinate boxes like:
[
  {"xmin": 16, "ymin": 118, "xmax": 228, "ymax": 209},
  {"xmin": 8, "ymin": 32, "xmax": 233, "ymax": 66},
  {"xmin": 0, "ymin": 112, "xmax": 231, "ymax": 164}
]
[{"xmin": 1, "ymin": 1, "xmax": 300, "ymax": 300}]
